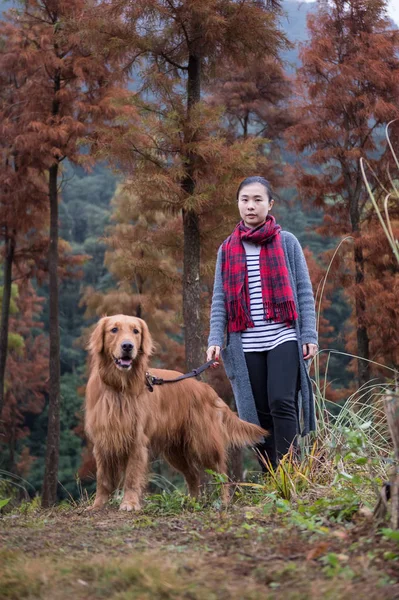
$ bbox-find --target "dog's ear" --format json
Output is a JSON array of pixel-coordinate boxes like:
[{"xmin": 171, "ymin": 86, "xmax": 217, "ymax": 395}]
[
  {"xmin": 139, "ymin": 319, "xmax": 154, "ymax": 357},
  {"xmin": 88, "ymin": 317, "xmax": 108, "ymax": 356}
]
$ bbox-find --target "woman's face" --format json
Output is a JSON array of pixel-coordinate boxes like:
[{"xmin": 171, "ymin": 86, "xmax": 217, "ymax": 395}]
[{"xmin": 238, "ymin": 182, "xmax": 273, "ymax": 229}]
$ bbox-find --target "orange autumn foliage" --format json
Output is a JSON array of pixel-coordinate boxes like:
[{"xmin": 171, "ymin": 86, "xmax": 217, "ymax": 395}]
[{"xmin": 287, "ymin": 0, "xmax": 399, "ymax": 386}]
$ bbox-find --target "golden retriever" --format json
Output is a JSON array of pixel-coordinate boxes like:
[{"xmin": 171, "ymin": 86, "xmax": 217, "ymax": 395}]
[{"xmin": 85, "ymin": 314, "xmax": 266, "ymax": 511}]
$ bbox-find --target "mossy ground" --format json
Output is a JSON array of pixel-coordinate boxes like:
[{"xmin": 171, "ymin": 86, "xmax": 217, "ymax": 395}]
[{"xmin": 1, "ymin": 489, "xmax": 399, "ymax": 600}]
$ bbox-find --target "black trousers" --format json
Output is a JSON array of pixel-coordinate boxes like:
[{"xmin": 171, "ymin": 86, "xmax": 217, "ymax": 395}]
[{"xmin": 244, "ymin": 341, "xmax": 300, "ymax": 471}]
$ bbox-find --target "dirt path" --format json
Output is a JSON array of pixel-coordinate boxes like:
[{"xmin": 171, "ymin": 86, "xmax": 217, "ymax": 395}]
[{"xmin": 2, "ymin": 501, "xmax": 399, "ymax": 599}]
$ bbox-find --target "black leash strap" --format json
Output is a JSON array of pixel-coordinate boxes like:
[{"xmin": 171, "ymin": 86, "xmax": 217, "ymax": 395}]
[{"xmin": 145, "ymin": 359, "xmax": 216, "ymax": 392}]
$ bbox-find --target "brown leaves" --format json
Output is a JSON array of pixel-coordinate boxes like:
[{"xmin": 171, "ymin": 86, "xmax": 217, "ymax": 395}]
[{"xmin": 306, "ymin": 542, "xmax": 330, "ymax": 561}]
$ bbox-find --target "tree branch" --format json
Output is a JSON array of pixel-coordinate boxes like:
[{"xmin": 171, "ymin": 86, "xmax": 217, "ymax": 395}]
[{"xmin": 159, "ymin": 52, "xmax": 188, "ymax": 71}]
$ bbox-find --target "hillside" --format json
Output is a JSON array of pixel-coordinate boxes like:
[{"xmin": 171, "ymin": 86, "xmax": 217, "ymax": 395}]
[{"xmin": 2, "ymin": 492, "xmax": 399, "ymax": 599}]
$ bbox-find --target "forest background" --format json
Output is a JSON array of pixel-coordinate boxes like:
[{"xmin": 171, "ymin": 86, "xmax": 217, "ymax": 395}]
[{"xmin": 1, "ymin": 0, "xmax": 398, "ymax": 503}]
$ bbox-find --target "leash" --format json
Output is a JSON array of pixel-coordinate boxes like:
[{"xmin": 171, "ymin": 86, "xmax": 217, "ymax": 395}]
[{"xmin": 145, "ymin": 359, "xmax": 216, "ymax": 392}]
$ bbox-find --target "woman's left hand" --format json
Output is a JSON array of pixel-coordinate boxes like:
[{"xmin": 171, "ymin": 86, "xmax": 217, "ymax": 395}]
[{"xmin": 302, "ymin": 343, "xmax": 318, "ymax": 360}]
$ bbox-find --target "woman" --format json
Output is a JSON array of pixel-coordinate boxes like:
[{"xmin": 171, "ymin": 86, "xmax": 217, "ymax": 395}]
[{"xmin": 206, "ymin": 176, "xmax": 318, "ymax": 470}]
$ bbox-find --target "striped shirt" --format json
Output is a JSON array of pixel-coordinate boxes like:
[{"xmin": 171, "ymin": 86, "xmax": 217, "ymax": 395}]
[{"xmin": 241, "ymin": 241, "xmax": 297, "ymax": 353}]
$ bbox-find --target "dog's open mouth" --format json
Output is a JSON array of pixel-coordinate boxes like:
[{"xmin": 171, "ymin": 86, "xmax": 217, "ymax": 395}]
[{"xmin": 113, "ymin": 356, "xmax": 133, "ymax": 370}]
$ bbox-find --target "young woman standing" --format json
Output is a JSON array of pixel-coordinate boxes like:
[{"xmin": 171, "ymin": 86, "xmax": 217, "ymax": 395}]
[{"xmin": 206, "ymin": 176, "xmax": 318, "ymax": 470}]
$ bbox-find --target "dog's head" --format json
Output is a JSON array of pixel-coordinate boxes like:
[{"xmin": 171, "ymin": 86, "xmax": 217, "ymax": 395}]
[{"xmin": 88, "ymin": 315, "xmax": 154, "ymax": 371}]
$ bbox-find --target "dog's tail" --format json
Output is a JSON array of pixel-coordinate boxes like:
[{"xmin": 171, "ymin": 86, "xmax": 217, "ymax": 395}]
[{"xmin": 217, "ymin": 398, "xmax": 267, "ymax": 448}]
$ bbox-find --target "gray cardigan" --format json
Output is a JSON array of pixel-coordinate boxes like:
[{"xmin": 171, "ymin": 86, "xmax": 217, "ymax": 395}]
[{"xmin": 208, "ymin": 230, "xmax": 318, "ymax": 436}]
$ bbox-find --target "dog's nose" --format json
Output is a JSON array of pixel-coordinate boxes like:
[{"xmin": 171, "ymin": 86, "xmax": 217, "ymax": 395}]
[{"xmin": 121, "ymin": 341, "xmax": 134, "ymax": 353}]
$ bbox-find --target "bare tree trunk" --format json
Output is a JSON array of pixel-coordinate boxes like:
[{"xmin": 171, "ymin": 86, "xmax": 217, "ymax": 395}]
[
  {"xmin": 42, "ymin": 160, "xmax": 60, "ymax": 507},
  {"xmin": 9, "ymin": 397, "xmax": 16, "ymax": 473},
  {"xmin": 243, "ymin": 112, "xmax": 249, "ymax": 139},
  {"xmin": 182, "ymin": 52, "xmax": 202, "ymax": 372},
  {"xmin": 182, "ymin": 209, "xmax": 202, "ymax": 371},
  {"xmin": 354, "ymin": 241, "xmax": 370, "ymax": 388},
  {"xmin": 42, "ymin": 63, "xmax": 62, "ymax": 507},
  {"xmin": 349, "ymin": 183, "xmax": 370, "ymax": 389},
  {"xmin": 134, "ymin": 250, "xmax": 144, "ymax": 319},
  {"xmin": 0, "ymin": 228, "xmax": 16, "ymax": 423},
  {"xmin": 383, "ymin": 391, "xmax": 399, "ymax": 528},
  {"xmin": 229, "ymin": 447, "xmax": 243, "ymax": 481}
]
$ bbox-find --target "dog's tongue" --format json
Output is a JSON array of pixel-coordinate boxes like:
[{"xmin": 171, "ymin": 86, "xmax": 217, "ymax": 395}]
[{"xmin": 120, "ymin": 358, "xmax": 132, "ymax": 367}]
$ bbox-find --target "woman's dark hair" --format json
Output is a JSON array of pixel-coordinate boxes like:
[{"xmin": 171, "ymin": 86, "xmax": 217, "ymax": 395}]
[{"xmin": 236, "ymin": 176, "xmax": 273, "ymax": 202}]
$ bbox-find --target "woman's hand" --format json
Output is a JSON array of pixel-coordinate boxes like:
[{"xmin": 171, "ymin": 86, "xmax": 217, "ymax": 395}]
[
  {"xmin": 206, "ymin": 345, "xmax": 221, "ymax": 368},
  {"xmin": 303, "ymin": 343, "xmax": 318, "ymax": 360}
]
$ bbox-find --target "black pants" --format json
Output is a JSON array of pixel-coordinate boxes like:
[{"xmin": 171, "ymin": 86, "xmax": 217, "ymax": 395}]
[{"xmin": 244, "ymin": 341, "xmax": 299, "ymax": 471}]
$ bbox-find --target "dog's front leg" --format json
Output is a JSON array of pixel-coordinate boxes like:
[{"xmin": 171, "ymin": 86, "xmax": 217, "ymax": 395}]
[
  {"xmin": 89, "ymin": 448, "xmax": 113, "ymax": 511},
  {"xmin": 120, "ymin": 437, "xmax": 149, "ymax": 512}
]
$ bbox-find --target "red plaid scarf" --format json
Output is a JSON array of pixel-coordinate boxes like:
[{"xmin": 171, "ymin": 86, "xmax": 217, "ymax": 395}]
[{"xmin": 221, "ymin": 216, "xmax": 298, "ymax": 332}]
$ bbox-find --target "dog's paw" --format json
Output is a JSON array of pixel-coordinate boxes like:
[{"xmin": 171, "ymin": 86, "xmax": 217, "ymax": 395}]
[
  {"xmin": 86, "ymin": 503, "xmax": 105, "ymax": 512},
  {"xmin": 120, "ymin": 501, "xmax": 141, "ymax": 512}
]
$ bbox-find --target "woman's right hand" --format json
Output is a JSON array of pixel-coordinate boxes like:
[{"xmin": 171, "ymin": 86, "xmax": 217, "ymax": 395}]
[{"xmin": 206, "ymin": 345, "xmax": 221, "ymax": 368}]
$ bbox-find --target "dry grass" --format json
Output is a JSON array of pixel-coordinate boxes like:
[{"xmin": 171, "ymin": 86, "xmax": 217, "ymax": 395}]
[{"xmin": 2, "ymin": 498, "xmax": 399, "ymax": 600}]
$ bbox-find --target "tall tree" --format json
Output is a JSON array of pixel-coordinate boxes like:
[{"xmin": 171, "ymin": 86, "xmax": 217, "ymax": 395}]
[
  {"xmin": 88, "ymin": 0, "xmax": 287, "ymax": 371},
  {"xmin": 287, "ymin": 0, "xmax": 399, "ymax": 387},
  {"xmin": 207, "ymin": 55, "xmax": 292, "ymax": 141},
  {"xmin": 0, "ymin": 0, "xmax": 127, "ymax": 506},
  {"xmin": 345, "ymin": 221, "xmax": 399, "ymax": 374},
  {"xmin": 0, "ymin": 34, "xmax": 49, "ymax": 421}
]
